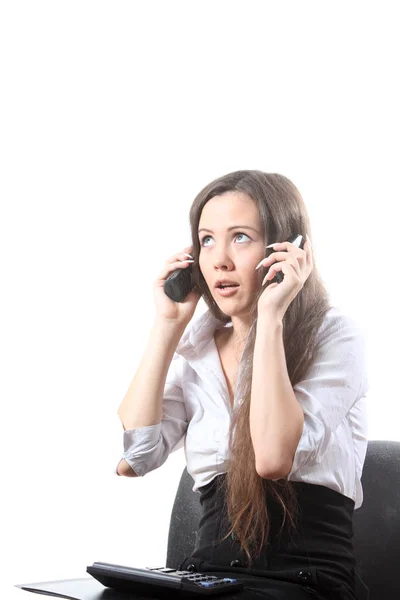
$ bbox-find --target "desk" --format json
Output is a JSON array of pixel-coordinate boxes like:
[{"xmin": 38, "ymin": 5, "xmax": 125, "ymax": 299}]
[
  {"xmin": 7, "ymin": 585, "xmax": 33, "ymax": 600},
  {"xmin": 15, "ymin": 577, "xmax": 169, "ymax": 600}
]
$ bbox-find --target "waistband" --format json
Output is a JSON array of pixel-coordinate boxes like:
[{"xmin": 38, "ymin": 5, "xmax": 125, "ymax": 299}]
[{"xmin": 179, "ymin": 475, "xmax": 368, "ymax": 599}]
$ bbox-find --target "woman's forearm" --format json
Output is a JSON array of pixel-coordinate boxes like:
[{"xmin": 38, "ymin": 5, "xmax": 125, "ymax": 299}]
[
  {"xmin": 250, "ymin": 314, "xmax": 304, "ymax": 479},
  {"xmin": 117, "ymin": 317, "xmax": 186, "ymax": 430}
]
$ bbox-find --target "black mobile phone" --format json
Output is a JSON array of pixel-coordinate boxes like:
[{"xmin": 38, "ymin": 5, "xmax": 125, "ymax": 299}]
[
  {"xmin": 267, "ymin": 233, "xmax": 305, "ymax": 284},
  {"xmin": 163, "ymin": 233, "xmax": 305, "ymax": 302},
  {"xmin": 164, "ymin": 261, "xmax": 195, "ymax": 303}
]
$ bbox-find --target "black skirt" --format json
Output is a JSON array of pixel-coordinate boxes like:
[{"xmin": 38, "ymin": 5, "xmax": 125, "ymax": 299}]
[{"xmin": 179, "ymin": 475, "xmax": 369, "ymax": 600}]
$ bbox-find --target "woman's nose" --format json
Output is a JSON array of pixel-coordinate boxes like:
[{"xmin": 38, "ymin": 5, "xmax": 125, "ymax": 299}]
[{"xmin": 214, "ymin": 256, "xmax": 233, "ymax": 269}]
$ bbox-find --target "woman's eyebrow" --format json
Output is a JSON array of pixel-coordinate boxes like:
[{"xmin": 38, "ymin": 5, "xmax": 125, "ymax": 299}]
[{"xmin": 198, "ymin": 225, "xmax": 259, "ymax": 234}]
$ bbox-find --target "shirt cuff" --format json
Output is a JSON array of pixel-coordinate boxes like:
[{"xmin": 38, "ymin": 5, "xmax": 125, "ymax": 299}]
[{"xmin": 115, "ymin": 423, "xmax": 162, "ymax": 476}]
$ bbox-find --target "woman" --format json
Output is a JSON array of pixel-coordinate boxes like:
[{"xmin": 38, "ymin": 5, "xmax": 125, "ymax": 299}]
[{"xmin": 117, "ymin": 170, "xmax": 369, "ymax": 600}]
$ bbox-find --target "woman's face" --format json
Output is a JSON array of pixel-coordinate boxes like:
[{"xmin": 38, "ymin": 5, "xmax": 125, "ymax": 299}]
[{"xmin": 198, "ymin": 191, "xmax": 266, "ymax": 313}]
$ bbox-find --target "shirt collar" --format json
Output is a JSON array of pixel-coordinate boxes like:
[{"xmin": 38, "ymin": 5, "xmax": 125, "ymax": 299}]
[{"xmin": 175, "ymin": 308, "xmax": 230, "ymax": 359}]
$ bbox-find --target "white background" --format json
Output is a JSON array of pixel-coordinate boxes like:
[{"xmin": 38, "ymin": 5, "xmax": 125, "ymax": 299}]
[{"xmin": 1, "ymin": 1, "xmax": 399, "ymax": 596}]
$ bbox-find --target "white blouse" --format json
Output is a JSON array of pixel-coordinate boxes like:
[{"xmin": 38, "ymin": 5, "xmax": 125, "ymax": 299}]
[{"xmin": 116, "ymin": 306, "xmax": 369, "ymax": 509}]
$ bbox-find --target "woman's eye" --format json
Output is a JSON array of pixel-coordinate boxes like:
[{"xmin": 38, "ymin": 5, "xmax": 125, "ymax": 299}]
[
  {"xmin": 200, "ymin": 232, "xmax": 250, "ymax": 246},
  {"xmin": 235, "ymin": 233, "xmax": 249, "ymax": 242}
]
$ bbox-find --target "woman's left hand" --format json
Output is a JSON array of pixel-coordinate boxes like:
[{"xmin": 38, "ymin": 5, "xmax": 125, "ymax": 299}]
[{"xmin": 256, "ymin": 235, "xmax": 314, "ymax": 320}]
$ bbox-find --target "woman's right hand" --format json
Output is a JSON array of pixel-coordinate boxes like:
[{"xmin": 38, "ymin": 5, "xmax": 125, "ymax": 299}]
[{"xmin": 153, "ymin": 245, "xmax": 202, "ymax": 325}]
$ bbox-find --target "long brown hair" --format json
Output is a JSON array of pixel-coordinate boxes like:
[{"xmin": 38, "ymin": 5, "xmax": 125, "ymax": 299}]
[{"xmin": 188, "ymin": 170, "xmax": 331, "ymax": 566}]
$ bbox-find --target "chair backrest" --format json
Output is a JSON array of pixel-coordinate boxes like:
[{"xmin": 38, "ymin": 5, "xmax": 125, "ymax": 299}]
[
  {"xmin": 166, "ymin": 466, "xmax": 202, "ymax": 569},
  {"xmin": 352, "ymin": 440, "xmax": 400, "ymax": 599},
  {"xmin": 166, "ymin": 440, "xmax": 400, "ymax": 600}
]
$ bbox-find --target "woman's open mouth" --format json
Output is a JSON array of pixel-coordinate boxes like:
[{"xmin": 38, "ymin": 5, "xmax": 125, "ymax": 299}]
[{"xmin": 215, "ymin": 285, "xmax": 240, "ymax": 297}]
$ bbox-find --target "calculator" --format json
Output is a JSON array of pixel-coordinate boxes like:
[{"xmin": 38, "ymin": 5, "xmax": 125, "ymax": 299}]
[{"xmin": 86, "ymin": 561, "xmax": 244, "ymax": 597}]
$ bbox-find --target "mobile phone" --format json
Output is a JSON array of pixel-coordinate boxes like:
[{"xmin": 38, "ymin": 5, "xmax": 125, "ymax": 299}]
[
  {"xmin": 163, "ymin": 233, "xmax": 305, "ymax": 302},
  {"xmin": 164, "ymin": 261, "xmax": 195, "ymax": 303},
  {"xmin": 267, "ymin": 233, "xmax": 305, "ymax": 284}
]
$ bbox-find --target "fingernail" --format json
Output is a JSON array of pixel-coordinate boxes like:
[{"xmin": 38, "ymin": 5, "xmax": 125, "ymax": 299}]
[
  {"xmin": 266, "ymin": 243, "xmax": 278, "ymax": 249},
  {"xmin": 255, "ymin": 258, "xmax": 266, "ymax": 270},
  {"xmin": 183, "ymin": 253, "xmax": 194, "ymax": 258},
  {"xmin": 306, "ymin": 234, "xmax": 312, "ymax": 249},
  {"xmin": 180, "ymin": 259, "xmax": 194, "ymax": 263},
  {"xmin": 261, "ymin": 273, "xmax": 270, "ymax": 286}
]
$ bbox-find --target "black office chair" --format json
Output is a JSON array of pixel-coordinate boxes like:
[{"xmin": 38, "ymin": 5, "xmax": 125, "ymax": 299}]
[{"xmin": 166, "ymin": 440, "xmax": 400, "ymax": 600}]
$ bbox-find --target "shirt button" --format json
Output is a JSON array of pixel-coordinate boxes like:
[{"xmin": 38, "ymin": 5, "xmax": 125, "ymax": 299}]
[
  {"xmin": 229, "ymin": 560, "xmax": 243, "ymax": 567},
  {"xmin": 238, "ymin": 398, "xmax": 243, "ymax": 406},
  {"xmin": 298, "ymin": 570, "xmax": 312, "ymax": 583}
]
